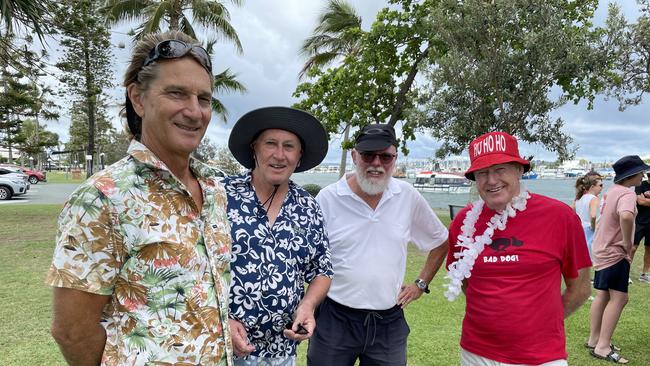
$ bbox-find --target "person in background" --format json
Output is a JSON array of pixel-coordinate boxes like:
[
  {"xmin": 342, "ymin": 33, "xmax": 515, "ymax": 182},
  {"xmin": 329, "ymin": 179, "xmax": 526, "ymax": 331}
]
[
  {"xmin": 446, "ymin": 131, "xmax": 591, "ymax": 366},
  {"xmin": 223, "ymin": 106, "xmax": 333, "ymax": 366},
  {"xmin": 588, "ymin": 155, "xmax": 650, "ymax": 364},
  {"xmin": 631, "ymin": 171, "xmax": 650, "ymax": 283},
  {"xmin": 308, "ymin": 124, "xmax": 449, "ymax": 366},
  {"xmin": 47, "ymin": 31, "xmax": 234, "ymax": 365},
  {"xmin": 573, "ymin": 173, "xmax": 604, "ymax": 259}
]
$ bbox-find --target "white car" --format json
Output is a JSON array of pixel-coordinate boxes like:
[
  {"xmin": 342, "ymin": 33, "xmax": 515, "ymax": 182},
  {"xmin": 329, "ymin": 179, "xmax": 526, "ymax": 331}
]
[
  {"xmin": 0, "ymin": 175, "xmax": 28, "ymax": 200},
  {"xmin": 0, "ymin": 166, "xmax": 29, "ymax": 187}
]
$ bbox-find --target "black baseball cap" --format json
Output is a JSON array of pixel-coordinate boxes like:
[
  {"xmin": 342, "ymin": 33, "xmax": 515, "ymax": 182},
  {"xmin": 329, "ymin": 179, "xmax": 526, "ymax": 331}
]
[{"xmin": 355, "ymin": 124, "xmax": 398, "ymax": 151}]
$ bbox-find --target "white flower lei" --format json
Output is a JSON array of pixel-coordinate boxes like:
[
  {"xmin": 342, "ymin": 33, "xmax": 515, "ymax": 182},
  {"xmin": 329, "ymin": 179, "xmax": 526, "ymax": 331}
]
[{"xmin": 444, "ymin": 187, "xmax": 531, "ymax": 301}]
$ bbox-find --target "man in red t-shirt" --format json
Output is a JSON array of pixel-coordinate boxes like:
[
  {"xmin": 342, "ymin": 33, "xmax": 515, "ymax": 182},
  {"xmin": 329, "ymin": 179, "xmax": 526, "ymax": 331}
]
[{"xmin": 445, "ymin": 132, "xmax": 592, "ymax": 365}]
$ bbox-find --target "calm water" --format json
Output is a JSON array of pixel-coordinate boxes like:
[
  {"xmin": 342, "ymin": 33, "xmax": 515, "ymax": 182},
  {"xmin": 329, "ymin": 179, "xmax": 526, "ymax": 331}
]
[{"xmin": 291, "ymin": 172, "xmax": 614, "ymax": 209}]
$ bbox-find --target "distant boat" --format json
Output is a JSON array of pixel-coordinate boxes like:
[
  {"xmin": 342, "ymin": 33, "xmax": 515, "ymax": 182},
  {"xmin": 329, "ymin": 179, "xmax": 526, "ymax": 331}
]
[
  {"xmin": 522, "ymin": 171, "xmax": 538, "ymax": 180},
  {"xmin": 564, "ymin": 168, "xmax": 588, "ymax": 178},
  {"xmin": 413, "ymin": 171, "xmax": 471, "ymax": 194}
]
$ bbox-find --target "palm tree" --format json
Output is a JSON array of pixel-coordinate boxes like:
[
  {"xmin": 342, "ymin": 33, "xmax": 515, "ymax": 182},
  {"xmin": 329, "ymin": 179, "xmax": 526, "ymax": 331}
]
[
  {"xmin": 299, "ymin": 0, "xmax": 363, "ymax": 177},
  {"xmin": 298, "ymin": 0, "xmax": 362, "ymax": 79},
  {"xmin": 204, "ymin": 39, "xmax": 246, "ymax": 121},
  {"xmin": 101, "ymin": 0, "xmax": 243, "ymax": 52},
  {"xmin": 0, "ymin": 0, "xmax": 51, "ymax": 39}
]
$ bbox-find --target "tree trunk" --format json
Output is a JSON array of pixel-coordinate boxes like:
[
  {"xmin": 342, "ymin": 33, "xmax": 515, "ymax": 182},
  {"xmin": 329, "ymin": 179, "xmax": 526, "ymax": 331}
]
[
  {"xmin": 387, "ymin": 46, "xmax": 430, "ymax": 127},
  {"xmin": 338, "ymin": 124, "xmax": 350, "ymax": 179},
  {"xmin": 84, "ymin": 39, "xmax": 96, "ymax": 178}
]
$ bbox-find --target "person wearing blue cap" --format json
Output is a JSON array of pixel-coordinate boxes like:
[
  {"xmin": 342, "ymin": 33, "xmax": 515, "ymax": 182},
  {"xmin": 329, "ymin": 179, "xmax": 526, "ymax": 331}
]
[{"xmin": 587, "ymin": 155, "xmax": 650, "ymax": 364}]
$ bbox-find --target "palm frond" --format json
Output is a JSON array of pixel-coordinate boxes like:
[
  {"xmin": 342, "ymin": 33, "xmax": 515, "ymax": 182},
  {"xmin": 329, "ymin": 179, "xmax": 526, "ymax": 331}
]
[
  {"xmin": 192, "ymin": 1, "xmax": 242, "ymax": 52},
  {"xmin": 210, "ymin": 98, "xmax": 228, "ymax": 123},
  {"xmin": 298, "ymin": 52, "xmax": 341, "ymax": 79},
  {"xmin": 100, "ymin": 0, "xmax": 148, "ymax": 26},
  {"xmin": 314, "ymin": 0, "xmax": 361, "ymax": 34},
  {"xmin": 179, "ymin": 16, "xmax": 197, "ymax": 39},
  {"xmin": 141, "ymin": 1, "xmax": 172, "ymax": 35},
  {"xmin": 213, "ymin": 68, "xmax": 247, "ymax": 94}
]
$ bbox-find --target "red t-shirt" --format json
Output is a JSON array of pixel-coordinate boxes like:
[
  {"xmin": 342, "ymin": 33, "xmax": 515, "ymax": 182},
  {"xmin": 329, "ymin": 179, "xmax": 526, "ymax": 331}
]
[{"xmin": 446, "ymin": 193, "xmax": 591, "ymax": 364}]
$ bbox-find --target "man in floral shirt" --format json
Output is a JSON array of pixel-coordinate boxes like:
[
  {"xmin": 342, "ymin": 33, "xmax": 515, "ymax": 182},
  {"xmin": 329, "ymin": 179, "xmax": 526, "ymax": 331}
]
[
  {"xmin": 47, "ymin": 31, "xmax": 233, "ymax": 366},
  {"xmin": 223, "ymin": 107, "xmax": 333, "ymax": 365}
]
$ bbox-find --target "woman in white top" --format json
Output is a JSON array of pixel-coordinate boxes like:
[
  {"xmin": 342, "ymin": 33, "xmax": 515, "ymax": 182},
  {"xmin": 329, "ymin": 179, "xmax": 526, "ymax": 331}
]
[{"xmin": 573, "ymin": 173, "xmax": 604, "ymax": 258}]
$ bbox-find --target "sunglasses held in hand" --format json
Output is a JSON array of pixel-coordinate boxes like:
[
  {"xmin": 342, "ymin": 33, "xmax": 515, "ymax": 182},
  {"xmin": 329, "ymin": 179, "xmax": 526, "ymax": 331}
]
[{"xmin": 285, "ymin": 322, "xmax": 308, "ymax": 335}]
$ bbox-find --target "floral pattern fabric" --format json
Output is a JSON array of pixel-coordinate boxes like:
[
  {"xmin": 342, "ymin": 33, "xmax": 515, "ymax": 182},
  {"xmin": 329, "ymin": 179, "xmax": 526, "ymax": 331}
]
[
  {"xmin": 223, "ymin": 173, "xmax": 333, "ymax": 358},
  {"xmin": 46, "ymin": 140, "xmax": 233, "ymax": 366}
]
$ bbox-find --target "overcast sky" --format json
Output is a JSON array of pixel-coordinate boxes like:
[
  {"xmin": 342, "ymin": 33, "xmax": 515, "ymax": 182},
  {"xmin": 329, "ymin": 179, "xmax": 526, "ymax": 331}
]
[{"xmin": 45, "ymin": 0, "xmax": 649, "ymax": 164}]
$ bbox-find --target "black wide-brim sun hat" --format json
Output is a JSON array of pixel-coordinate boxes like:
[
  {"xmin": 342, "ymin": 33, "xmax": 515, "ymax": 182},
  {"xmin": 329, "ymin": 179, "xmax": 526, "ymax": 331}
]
[
  {"xmin": 613, "ymin": 155, "xmax": 650, "ymax": 183},
  {"xmin": 228, "ymin": 106, "xmax": 328, "ymax": 173}
]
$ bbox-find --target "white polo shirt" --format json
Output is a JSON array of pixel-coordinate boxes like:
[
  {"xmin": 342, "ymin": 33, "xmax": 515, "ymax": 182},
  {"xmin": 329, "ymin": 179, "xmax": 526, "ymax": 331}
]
[{"xmin": 316, "ymin": 173, "xmax": 448, "ymax": 310}]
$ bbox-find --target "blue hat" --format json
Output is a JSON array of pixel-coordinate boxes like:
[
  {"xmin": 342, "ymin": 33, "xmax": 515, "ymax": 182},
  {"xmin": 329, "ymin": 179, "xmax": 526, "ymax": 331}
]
[{"xmin": 613, "ymin": 155, "xmax": 650, "ymax": 183}]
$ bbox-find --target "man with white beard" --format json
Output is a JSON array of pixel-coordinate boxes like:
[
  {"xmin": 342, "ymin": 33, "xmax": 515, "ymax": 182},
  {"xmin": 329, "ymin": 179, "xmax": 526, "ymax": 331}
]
[{"xmin": 307, "ymin": 124, "xmax": 449, "ymax": 366}]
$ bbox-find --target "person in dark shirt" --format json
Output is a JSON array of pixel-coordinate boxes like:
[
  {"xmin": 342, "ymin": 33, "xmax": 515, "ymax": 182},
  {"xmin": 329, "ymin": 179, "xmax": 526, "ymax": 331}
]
[{"xmin": 632, "ymin": 172, "xmax": 650, "ymax": 283}]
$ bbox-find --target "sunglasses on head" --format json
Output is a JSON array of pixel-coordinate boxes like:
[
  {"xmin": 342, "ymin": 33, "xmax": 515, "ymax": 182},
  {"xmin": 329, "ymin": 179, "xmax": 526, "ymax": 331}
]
[
  {"xmin": 359, "ymin": 151, "xmax": 396, "ymax": 164},
  {"xmin": 143, "ymin": 39, "xmax": 212, "ymax": 73}
]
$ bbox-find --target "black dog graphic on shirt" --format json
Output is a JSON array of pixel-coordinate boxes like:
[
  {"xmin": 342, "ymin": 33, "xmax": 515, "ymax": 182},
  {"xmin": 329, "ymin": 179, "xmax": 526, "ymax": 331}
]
[{"xmin": 489, "ymin": 237, "xmax": 524, "ymax": 252}]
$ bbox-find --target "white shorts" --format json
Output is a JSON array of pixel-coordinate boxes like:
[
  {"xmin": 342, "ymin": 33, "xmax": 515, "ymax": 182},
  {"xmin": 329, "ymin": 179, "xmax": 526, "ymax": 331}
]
[{"xmin": 460, "ymin": 348, "xmax": 567, "ymax": 366}]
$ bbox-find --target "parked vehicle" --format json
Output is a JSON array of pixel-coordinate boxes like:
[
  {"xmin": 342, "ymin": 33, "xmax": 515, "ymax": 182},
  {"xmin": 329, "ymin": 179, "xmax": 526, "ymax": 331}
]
[
  {"xmin": 0, "ymin": 175, "xmax": 28, "ymax": 200},
  {"xmin": 0, "ymin": 164, "xmax": 46, "ymax": 184}
]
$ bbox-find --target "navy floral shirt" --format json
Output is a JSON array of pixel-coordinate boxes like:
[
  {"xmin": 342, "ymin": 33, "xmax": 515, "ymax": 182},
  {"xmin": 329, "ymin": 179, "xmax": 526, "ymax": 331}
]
[{"xmin": 223, "ymin": 172, "xmax": 333, "ymax": 358}]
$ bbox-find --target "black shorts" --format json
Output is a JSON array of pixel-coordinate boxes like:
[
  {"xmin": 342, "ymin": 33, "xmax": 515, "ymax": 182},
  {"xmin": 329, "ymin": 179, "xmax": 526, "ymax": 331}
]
[
  {"xmin": 307, "ymin": 297, "xmax": 409, "ymax": 366},
  {"xmin": 634, "ymin": 223, "xmax": 650, "ymax": 246},
  {"xmin": 593, "ymin": 259, "xmax": 630, "ymax": 293}
]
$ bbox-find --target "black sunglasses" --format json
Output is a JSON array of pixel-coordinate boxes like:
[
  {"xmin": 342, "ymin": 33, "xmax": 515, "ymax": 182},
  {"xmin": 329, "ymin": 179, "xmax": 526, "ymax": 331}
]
[
  {"xmin": 143, "ymin": 40, "xmax": 212, "ymax": 73},
  {"xmin": 359, "ymin": 151, "xmax": 396, "ymax": 164}
]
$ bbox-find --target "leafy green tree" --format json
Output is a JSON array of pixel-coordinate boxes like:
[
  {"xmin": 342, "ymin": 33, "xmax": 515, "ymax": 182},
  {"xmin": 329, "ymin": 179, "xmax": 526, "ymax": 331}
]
[
  {"xmin": 102, "ymin": 129, "xmax": 130, "ymax": 166},
  {"xmin": 414, "ymin": 0, "xmax": 605, "ymax": 160},
  {"xmin": 65, "ymin": 99, "xmax": 114, "ymax": 169},
  {"xmin": 294, "ymin": 0, "xmax": 440, "ymax": 155},
  {"xmin": 602, "ymin": 0, "xmax": 650, "ymax": 110},
  {"xmin": 0, "ymin": 71, "xmax": 38, "ymax": 161},
  {"xmin": 55, "ymin": 0, "xmax": 114, "ymax": 177},
  {"xmin": 16, "ymin": 118, "xmax": 59, "ymax": 166},
  {"xmin": 0, "ymin": 0, "xmax": 54, "ymax": 69},
  {"xmin": 194, "ymin": 137, "xmax": 241, "ymax": 175}
]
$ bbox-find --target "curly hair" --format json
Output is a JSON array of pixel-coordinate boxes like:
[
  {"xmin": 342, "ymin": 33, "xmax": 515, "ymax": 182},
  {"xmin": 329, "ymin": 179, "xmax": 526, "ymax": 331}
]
[{"xmin": 121, "ymin": 31, "xmax": 214, "ymax": 140}]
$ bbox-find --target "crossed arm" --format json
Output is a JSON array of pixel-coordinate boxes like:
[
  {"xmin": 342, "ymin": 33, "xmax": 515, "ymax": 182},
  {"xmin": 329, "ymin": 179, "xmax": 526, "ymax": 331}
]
[{"xmin": 51, "ymin": 287, "xmax": 110, "ymax": 366}]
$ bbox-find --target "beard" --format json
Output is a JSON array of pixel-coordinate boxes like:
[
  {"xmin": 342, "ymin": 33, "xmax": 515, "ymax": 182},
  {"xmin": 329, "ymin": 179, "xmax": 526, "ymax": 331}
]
[{"xmin": 355, "ymin": 163, "xmax": 393, "ymax": 195}]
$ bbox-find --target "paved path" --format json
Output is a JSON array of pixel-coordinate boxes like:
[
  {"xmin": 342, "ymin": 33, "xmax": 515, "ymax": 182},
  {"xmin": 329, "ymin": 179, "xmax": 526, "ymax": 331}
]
[{"xmin": 0, "ymin": 183, "xmax": 78, "ymax": 206}]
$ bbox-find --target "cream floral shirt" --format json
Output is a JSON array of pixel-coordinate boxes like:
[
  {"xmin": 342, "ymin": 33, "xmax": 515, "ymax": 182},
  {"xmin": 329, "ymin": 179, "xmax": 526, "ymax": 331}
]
[{"xmin": 47, "ymin": 140, "xmax": 233, "ymax": 366}]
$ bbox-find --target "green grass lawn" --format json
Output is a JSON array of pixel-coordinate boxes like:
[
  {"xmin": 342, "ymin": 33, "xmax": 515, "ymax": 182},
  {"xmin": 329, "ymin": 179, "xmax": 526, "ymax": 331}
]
[
  {"xmin": 45, "ymin": 171, "xmax": 85, "ymax": 184},
  {"xmin": 1, "ymin": 205, "xmax": 648, "ymax": 365}
]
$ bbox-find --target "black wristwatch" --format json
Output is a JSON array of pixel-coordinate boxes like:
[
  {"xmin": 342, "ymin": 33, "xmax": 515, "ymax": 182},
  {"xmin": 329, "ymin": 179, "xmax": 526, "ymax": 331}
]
[{"xmin": 414, "ymin": 278, "xmax": 430, "ymax": 294}]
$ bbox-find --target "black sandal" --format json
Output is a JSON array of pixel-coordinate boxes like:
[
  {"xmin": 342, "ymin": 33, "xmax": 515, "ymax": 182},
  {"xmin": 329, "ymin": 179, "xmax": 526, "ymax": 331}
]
[
  {"xmin": 590, "ymin": 349, "xmax": 629, "ymax": 364},
  {"xmin": 584, "ymin": 342, "xmax": 621, "ymax": 352}
]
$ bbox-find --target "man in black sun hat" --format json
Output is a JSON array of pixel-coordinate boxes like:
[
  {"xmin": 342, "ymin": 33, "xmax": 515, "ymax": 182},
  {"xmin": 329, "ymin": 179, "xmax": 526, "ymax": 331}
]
[{"xmin": 223, "ymin": 106, "xmax": 333, "ymax": 365}]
